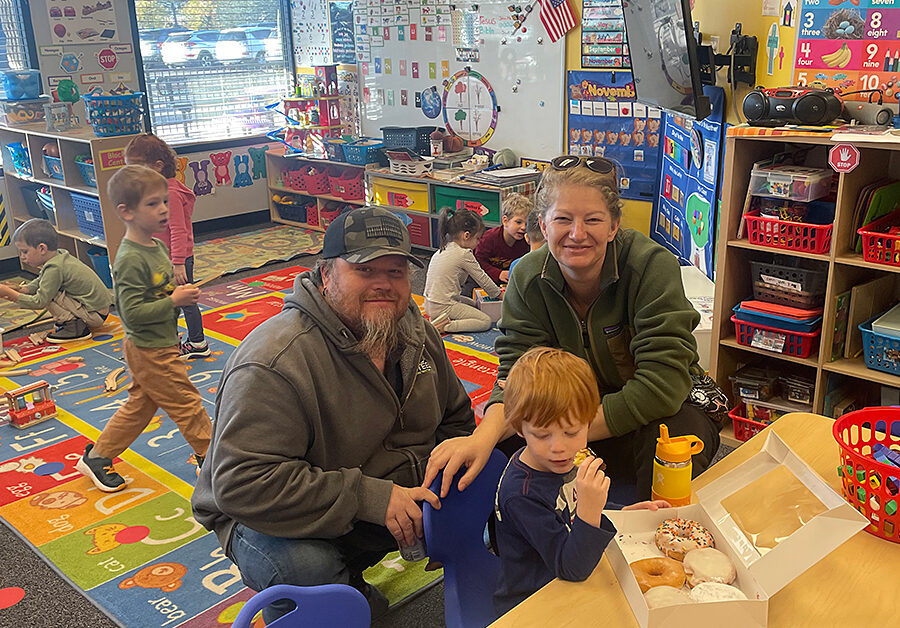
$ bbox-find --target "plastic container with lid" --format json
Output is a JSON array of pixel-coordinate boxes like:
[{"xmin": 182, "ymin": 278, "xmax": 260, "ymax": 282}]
[
  {"xmin": 749, "ymin": 164, "xmax": 833, "ymax": 202},
  {"xmin": 1, "ymin": 70, "xmax": 41, "ymax": 100},
  {"xmin": 1, "ymin": 96, "xmax": 50, "ymax": 125},
  {"xmin": 730, "ymin": 366, "xmax": 779, "ymax": 401}
]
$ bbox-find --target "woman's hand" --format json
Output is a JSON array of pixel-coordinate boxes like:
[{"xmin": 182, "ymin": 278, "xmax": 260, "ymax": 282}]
[{"xmin": 622, "ymin": 500, "xmax": 671, "ymax": 511}]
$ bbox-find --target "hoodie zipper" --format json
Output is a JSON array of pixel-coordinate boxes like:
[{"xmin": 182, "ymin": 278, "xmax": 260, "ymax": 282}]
[
  {"xmin": 390, "ymin": 342, "xmax": 426, "ymax": 483},
  {"xmin": 551, "ymin": 282, "xmax": 604, "ymax": 385}
]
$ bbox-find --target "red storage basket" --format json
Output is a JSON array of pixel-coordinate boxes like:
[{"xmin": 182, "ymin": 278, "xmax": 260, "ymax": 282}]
[
  {"xmin": 730, "ymin": 315, "xmax": 820, "ymax": 358},
  {"xmin": 744, "ymin": 210, "xmax": 833, "ymax": 255},
  {"xmin": 833, "ymin": 407, "xmax": 900, "ymax": 543},
  {"xmin": 283, "ymin": 169, "xmax": 305, "ymax": 191},
  {"xmin": 303, "ymin": 167, "xmax": 331, "ymax": 195},
  {"xmin": 319, "ymin": 205, "xmax": 343, "ymax": 229},
  {"xmin": 858, "ymin": 208, "xmax": 900, "ymax": 267},
  {"xmin": 327, "ymin": 167, "xmax": 344, "ymax": 197},
  {"xmin": 728, "ymin": 403, "xmax": 770, "ymax": 443},
  {"xmin": 305, "ymin": 202, "xmax": 320, "ymax": 227},
  {"xmin": 337, "ymin": 171, "xmax": 365, "ymax": 200}
]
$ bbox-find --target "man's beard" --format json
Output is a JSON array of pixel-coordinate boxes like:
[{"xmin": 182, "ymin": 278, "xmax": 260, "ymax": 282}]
[{"xmin": 324, "ymin": 285, "xmax": 406, "ymax": 359}]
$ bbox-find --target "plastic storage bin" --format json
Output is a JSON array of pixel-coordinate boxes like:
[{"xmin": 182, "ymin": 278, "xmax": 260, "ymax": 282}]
[
  {"xmin": 779, "ymin": 374, "xmax": 815, "ymax": 404},
  {"xmin": 324, "ymin": 137, "xmax": 348, "ymax": 162},
  {"xmin": 744, "ymin": 209, "xmax": 834, "ymax": 255},
  {"xmin": 82, "ymin": 92, "xmax": 144, "ymax": 137},
  {"xmin": 1, "ymin": 70, "xmax": 41, "ymax": 100},
  {"xmin": 343, "ymin": 138, "xmax": 383, "ymax": 165},
  {"xmin": 833, "ymin": 407, "xmax": 900, "ymax": 542},
  {"xmin": 729, "ymin": 366, "xmax": 778, "ymax": 401},
  {"xmin": 389, "ymin": 156, "xmax": 434, "ymax": 177},
  {"xmin": 1, "ymin": 96, "xmax": 49, "ymax": 125},
  {"xmin": 370, "ymin": 176, "xmax": 429, "ymax": 213},
  {"xmin": 433, "ymin": 185, "xmax": 502, "ymax": 223},
  {"xmin": 858, "ymin": 208, "xmax": 900, "ymax": 267},
  {"xmin": 748, "ymin": 165, "xmax": 833, "ymax": 202},
  {"xmin": 381, "ymin": 126, "xmax": 418, "ymax": 151},
  {"xmin": 21, "ymin": 185, "xmax": 54, "ymax": 223},
  {"xmin": 43, "ymin": 155, "xmax": 64, "ymax": 180},
  {"xmin": 71, "ymin": 192, "xmax": 105, "ymax": 240},
  {"xmin": 751, "ymin": 259, "xmax": 826, "ymax": 297},
  {"xmin": 728, "ymin": 403, "xmax": 770, "ymax": 442},
  {"xmin": 75, "ymin": 157, "xmax": 97, "ymax": 187},
  {"xmin": 731, "ymin": 314, "xmax": 821, "ymax": 358},
  {"xmin": 87, "ymin": 247, "xmax": 112, "ymax": 289},
  {"xmin": 5, "ymin": 142, "xmax": 32, "ymax": 176},
  {"xmin": 860, "ymin": 317, "xmax": 900, "ymax": 376}
]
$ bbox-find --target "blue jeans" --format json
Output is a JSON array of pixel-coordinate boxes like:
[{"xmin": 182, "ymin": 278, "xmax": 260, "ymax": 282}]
[
  {"xmin": 181, "ymin": 256, "xmax": 205, "ymax": 344},
  {"xmin": 228, "ymin": 522, "xmax": 395, "ymax": 622}
]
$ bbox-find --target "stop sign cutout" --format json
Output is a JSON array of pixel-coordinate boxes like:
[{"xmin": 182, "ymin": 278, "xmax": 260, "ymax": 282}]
[
  {"xmin": 829, "ymin": 144, "xmax": 860, "ymax": 173},
  {"xmin": 97, "ymin": 48, "xmax": 118, "ymax": 70}
]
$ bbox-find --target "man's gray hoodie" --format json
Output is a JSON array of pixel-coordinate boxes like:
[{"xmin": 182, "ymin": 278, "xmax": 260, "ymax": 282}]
[{"xmin": 191, "ymin": 270, "xmax": 475, "ymax": 551}]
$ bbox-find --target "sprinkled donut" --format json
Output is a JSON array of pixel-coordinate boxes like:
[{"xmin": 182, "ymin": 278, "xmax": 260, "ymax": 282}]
[{"xmin": 655, "ymin": 518, "xmax": 715, "ymax": 561}]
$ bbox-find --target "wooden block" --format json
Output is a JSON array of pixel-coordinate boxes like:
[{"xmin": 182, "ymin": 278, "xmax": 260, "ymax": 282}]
[
  {"xmin": 28, "ymin": 331, "xmax": 50, "ymax": 346},
  {"xmin": 4, "ymin": 349, "xmax": 22, "ymax": 363},
  {"xmin": 0, "ymin": 369, "xmax": 31, "ymax": 377},
  {"xmin": 105, "ymin": 367, "xmax": 125, "ymax": 392}
]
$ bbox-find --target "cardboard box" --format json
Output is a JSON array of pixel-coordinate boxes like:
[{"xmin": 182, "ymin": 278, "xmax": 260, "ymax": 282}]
[
  {"xmin": 474, "ymin": 289, "xmax": 503, "ymax": 323},
  {"xmin": 605, "ymin": 432, "xmax": 868, "ymax": 628}
]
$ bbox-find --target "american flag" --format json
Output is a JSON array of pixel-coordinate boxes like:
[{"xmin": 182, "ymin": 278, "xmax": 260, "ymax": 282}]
[{"xmin": 539, "ymin": 0, "xmax": 576, "ymax": 43}]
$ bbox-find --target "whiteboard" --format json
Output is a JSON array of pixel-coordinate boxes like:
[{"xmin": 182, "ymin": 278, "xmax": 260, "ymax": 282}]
[{"xmin": 353, "ymin": 0, "xmax": 564, "ymax": 161}]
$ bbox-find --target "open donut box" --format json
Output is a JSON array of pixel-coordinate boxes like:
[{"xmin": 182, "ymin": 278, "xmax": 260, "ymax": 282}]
[{"xmin": 605, "ymin": 431, "xmax": 868, "ymax": 627}]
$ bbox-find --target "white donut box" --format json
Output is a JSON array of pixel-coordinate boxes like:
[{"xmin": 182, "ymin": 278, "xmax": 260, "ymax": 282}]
[
  {"xmin": 605, "ymin": 431, "xmax": 869, "ymax": 628},
  {"xmin": 474, "ymin": 288, "xmax": 503, "ymax": 323}
]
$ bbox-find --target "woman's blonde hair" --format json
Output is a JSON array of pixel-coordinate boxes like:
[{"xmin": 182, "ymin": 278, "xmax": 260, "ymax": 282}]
[
  {"xmin": 534, "ymin": 163, "xmax": 623, "ymax": 223},
  {"xmin": 505, "ymin": 347, "xmax": 600, "ymax": 432}
]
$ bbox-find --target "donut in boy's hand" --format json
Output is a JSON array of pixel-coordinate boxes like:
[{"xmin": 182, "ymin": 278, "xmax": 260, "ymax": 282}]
[
  {"xmin": 629, "ymin": 557, "xmax": 685, "ymax": 593},
  {"xmin": 573, "ymin": 448, "xmax": 607, "ymax": 471},
  {"xmin": 655, "ymin": 518, "xmax": 715, "ymax": 561}
]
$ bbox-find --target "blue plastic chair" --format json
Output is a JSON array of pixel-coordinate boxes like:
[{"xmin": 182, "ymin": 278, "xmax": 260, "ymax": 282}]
[
  {"xmin": 423, "ymin": 449, "xmax": 508, "ymax": 628},
  {"xmin": 231, "ymin": 583, "xmax": 371, "ymax": 628}
]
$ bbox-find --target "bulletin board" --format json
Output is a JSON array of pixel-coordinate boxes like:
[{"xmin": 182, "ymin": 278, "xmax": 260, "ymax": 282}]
[
  {"xmin": 792, "ymin": 0, "xmax": 900, "ymax": 103},
  {"xmin": 351, "ymin": 0, "xmax": 564, "ymax": 161}
]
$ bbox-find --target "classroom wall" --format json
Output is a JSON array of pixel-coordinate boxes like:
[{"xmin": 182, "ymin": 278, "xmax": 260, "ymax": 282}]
[{"xmin": 563, "ymin": 2, "xmax": 651, "ymax": 235}]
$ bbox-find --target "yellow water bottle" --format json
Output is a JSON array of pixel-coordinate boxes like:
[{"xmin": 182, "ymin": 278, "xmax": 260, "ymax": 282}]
[{"xmin": 651, "ymin": 424, "xmax": 705, "ymax": 506}]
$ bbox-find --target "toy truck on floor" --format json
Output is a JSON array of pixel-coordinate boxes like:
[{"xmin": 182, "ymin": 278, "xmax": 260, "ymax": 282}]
[{"xmin": 4, "ymin": 381, "xmax": 56, "ymax": 429}]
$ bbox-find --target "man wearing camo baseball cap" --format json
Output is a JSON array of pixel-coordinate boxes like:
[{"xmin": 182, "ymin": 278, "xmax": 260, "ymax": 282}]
[{"xmin": 193, "ymin": 206, "xmax": 483, "ymax": 623}]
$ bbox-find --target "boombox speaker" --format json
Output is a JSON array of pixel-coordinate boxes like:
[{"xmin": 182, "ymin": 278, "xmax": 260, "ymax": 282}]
[{"xmin": 743, "ymin": 87, "xmax": 844, "ymax": 126}]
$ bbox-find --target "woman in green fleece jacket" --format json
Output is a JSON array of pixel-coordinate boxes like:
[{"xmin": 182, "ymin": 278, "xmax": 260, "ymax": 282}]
[{"xmin": 424, "ymin": 156, "xmax": 720, "ymax": 501}]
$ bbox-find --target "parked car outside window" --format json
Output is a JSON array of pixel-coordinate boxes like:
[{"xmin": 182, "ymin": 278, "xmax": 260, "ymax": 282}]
[
  {"xmin": 139, "ymin": 27, "xmax": 189, "ymax": 65},
  {"xmin": 215, "ymin": 27, "xmax": 271, "ymax": 65},
  {"xmin": 161, "ymin": 30, "xmax": 221, "ymax": 67}
]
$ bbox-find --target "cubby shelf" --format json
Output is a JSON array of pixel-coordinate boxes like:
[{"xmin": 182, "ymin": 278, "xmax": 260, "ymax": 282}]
[{"xmin": 711, "ymin": 131, "xmax": 900, "ymax": 443}]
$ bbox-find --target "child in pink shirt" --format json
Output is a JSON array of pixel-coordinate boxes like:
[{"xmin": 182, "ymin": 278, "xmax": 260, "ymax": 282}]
[{"xmin": 124, "ymin": 133, "xmax": 209, "ymax": 358}]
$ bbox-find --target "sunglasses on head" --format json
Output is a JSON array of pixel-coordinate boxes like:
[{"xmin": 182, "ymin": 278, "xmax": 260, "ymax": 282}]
[{"xmin": 550, "ymin": 155, "xmax": 616, "ymax": 175}]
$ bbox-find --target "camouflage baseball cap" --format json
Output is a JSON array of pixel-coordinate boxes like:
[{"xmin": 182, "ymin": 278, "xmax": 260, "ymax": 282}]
[{"xmin": 321, "ymin": 206, "xmax": 424, "ymax": 268}]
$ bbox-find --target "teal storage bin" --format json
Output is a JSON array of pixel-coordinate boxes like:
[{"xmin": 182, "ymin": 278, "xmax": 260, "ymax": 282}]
[{"xmin": 87, "ymin": 247, "xmax": 112, "ymax": 289}]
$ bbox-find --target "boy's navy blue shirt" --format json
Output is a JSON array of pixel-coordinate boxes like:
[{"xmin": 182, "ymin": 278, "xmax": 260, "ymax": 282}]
[{"xmin": 493, "ymin": 447, "xmax": 618, "ymax": 615}]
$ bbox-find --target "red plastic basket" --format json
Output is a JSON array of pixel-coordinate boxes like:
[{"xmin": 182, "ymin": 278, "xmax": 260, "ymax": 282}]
[
  {"xmin": 858, "ymin": 208, "xmax": 900, "ymax": 267},
  {"xmin": 327, "ymin": 167, "xmax": 344, "ymax": 197},
  {"xmin": 303, "ymin": 167, "xmax": 331, "ymax": 195},
  {"xmin": 728, "ymin": 403, "xmax": 770, "ymax": 442},
  {"xmin": 337, "ymin": 171, "xmax": 365, "ymax": 200},
  {"xmin": 832, "ymin": 407, "xmax": 900, "ymax": 543},
  {"xmin": 730, "ymin": 315, "xmax": 820, "ymax": 358},
  {"xmin": 283, "ymin": 169, "xmax": 305, "ymax": 191},
  {"xmin": 306, "ymin": 202, "xmax": 320, "ymax": 227},
  {"xmin": 744, "ymin": 210, "xmax": 833, "ymax": 254}
]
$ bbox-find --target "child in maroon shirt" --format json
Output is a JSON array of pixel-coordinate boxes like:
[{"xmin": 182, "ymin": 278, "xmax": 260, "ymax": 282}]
[{"xmin": 474, "ymin": 193, "xmax": 532, "ymax": 284}]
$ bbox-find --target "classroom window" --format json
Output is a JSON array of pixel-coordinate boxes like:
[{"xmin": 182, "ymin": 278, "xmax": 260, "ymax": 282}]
[
  {"xmin": 0, "ymin": 0, "xmax": 32, "ymax": 95},
  {"xmin": 134, "ymin": 0, "xmax": 292, "ymax": 144}
]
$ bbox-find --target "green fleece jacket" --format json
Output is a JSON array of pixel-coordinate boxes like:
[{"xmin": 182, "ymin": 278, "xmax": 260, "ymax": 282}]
[
  {"xmin": 18, "ymin": 249, "xmax": 112, "ymax": 313},
  {"xmin": 489, "ymin": 229, "xmax": 700, "ymax": 436},
  {"xmin": 191, "ymin": 271, "xmax": 475, "ymax": 550}
]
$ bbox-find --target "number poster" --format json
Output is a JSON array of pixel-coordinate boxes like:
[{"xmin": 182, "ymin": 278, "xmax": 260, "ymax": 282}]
[{"xmin": 793, "ymin": 0, "xmax": 900, "ymax": 102}]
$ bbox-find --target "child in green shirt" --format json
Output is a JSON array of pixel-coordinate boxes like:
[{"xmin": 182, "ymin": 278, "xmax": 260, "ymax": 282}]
[
  {"xmin": 76, "ymin": 165, "xmax": 212, "ymax": 492},
  {"xmin": 0, "ymin": 219, "xmax": 112, "ymax": 343}
]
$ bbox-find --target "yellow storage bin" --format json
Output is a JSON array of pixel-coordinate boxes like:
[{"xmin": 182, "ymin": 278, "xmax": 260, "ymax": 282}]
[{"xmin": 370, "ymin": 176, "xmax": 429, "ymax": 213}]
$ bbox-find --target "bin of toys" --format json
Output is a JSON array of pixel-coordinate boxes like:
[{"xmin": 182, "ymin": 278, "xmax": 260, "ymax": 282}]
[
  {"xmin": 730, "ymin": 315, "xmax": 820, "ymax": 358},
  {"xmin": 343, "ymin": 138, "xmax": 384, "ymax": 165},
  {"xmin": 1, "ymin": 70, "xmax": 42, "ymax": 100},
  {"xmin": 1, "ymin": 96, "xmax": 49, "ymax": 125},
  {"xmin": 324, "ymin": 137, "xmax": 349, "ymax": 162},
  {"xmin": 319, "ymin": 203, "xmax": 343, "ymax": 229},
  {"xmin": 71, "ymin": 192, "xmax": 105, "ymax": 240},
  {"xmin": 743, "ymin": 206, "xmax": 834, "ymax": 255},
  {"xmin": 749, "ymin": 165, "xmax": 833, "ymax": 202},
  {"xmin": 82, "ymin": 91, "xmax": 144, "ymax": 137},
  {"xmin": 860, "ymin": 316, "xmax": 900, "ymax": 376},
  {"xmin": 75, "ymin": 155, "xmax": 97, "ymax": 187},
  {"xmin": 326, "ymin": 166, "xmax": 344, "ymax": 197},
  {"xmin": 728, "ymin": 402, "xmax": 770, "ymax": 443},
  {"xmin": 5, "ymin": 142, "xmax": 32, "ymax": 176},
  {"xmin": 303, "ymin": 166, "xmax": 331, "ymax": 195},
  {"xmin": 335, "ymin": 170, "xmax": 364, "ymax": 200},
  {"xmin": 833, "ymin": 407, "xmax": 900, "ymax": 542},
  {"xmin": 273, "ymin": 193, "xmax": 307, "ymax": 224},
  {"xmin": 858, "ymin": 208, "xmax": 900, "ymax": 268},
  {"xmin": 282, "ymin": 169, "xmax": 305, "ymax": 191}
]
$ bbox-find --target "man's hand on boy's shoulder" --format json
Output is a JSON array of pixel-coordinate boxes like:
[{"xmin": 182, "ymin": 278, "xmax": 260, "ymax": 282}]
[{"xmin": 575, "ymin": 457, "xmax": 610, "ymax": 528}]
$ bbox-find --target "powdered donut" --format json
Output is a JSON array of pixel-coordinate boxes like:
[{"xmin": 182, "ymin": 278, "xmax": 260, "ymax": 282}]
[
  {"xmin": 655, "ymin": 518, "xmax": 715, "ymax": 560},
  {"xmin": 629, "ymin": 557, "xmax": 686, "ymax": 593},
  {"xmin": 683, "ymin": 547, "xmax": 736, "ymax": 587},
  {"xmin": 644, "ymin": 585, "xmax": 695, "ymax": 609},
  {"xmin": 689, "ymin": 582, "xmax": 747, "ymax": 603}
]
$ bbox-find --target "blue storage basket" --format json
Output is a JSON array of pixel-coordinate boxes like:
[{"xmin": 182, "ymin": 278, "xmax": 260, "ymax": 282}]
[
  {"xmin": 324, "ymin": 138, "xmax": 348, "ymax": 162},
  {"xmin": 860, "ymin": 317, "xmax": 900, "ymax": 376},
  {"xmin": 76, "ymin": 159, "xmax": 97, "ymax": 187},
  {"xmin": 5, "ymin": 142, "xmax": 32, "ymax": 176},
  {"xmin": 732, "ymin": 305, "xmax": 822, "ymax": 334},
  {"xmin": 1, "ymin": 70, "xmax": 41, "ymax": 100},
  {"xmin": 343, "ymin": 138, "xmax": 384, "ymax": 165},
  {"xmin": 43, "ymin": 155, "xmax": 64, "ymax": 180},
  {"xmin": 87, "ymin": 247, "xmax": 112, "ymax": 289},
  {"xmin": 82, "ymin": 92, "xmax": 144, "ymax": 137},
  {"xmin": 71, "ymin": 192, "xmax": 105, "ymax": 240}
]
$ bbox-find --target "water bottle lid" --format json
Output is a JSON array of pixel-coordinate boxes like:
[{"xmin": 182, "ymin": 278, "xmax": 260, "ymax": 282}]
[{"xmin": 655, "ymin": 423, "xmax": 705, "ymax": 463}]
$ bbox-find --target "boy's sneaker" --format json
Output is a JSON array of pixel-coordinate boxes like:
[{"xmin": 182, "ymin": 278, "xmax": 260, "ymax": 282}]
[
  {"xmin": 75, "ymin": 444, "xmax": 126, "ymax": 492},
  {"xmin": 179, "ymin": 339, "xmax": 211, "ymax": 359},
  {"xmin": 46, "ymin": 319, "xmax": 91, "ymax": 344}
]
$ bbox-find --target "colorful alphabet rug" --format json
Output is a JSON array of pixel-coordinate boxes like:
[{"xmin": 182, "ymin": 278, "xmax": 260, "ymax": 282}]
[{"xmin": 0, "ymin": 264, "xmax": 499, "ymax": 626}]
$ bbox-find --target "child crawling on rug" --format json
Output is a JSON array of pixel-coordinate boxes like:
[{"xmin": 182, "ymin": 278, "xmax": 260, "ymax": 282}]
[
  {"xmin": 76, "ymin": 165, "xmax": 212, "ymax": 492},
  {"xmin": 0, "ymin": 218, "xmax": 112, "ymax": 343}
]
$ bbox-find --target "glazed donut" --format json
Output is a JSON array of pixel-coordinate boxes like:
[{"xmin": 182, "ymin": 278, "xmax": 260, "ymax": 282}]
[
  {"xmin": 683, "ymin": 547, "xmax": 736, "ymax": 587},
  {"xmin": 655, "ymin": 518, "xmax": 715, "ymax": 560},
  {"xmin": 629, "ymin": 557, "xmax": 686, "ymax": 593},
  {"xmin": 689, "ymin": 582, "xmax": 747, "ymax": 603},
  {"xmin": 644, "ymin": 585, "xmax": 695, "ymax": 609}
]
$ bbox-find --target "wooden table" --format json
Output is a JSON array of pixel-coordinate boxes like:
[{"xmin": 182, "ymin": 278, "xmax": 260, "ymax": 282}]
[{"xmin": 491, "ymin": 413, "xmax": 898, "ymax": 627}]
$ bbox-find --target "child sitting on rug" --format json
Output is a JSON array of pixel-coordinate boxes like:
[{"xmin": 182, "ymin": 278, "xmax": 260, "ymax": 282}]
[
  {"xmin": 425, "ymin": 207, "xmax": 501, "ymax": 333},
  {"xmin": 474, "ymin": 192, "xmax": 532, "ymax": 284},
  {"xmin": 493, "ymin": 347, "xmax": 668, "ymax": 615},
  {"xmin": 0, "ymin": 218, "xmax": 112, "ymax": 343},
  {"xmin": 76, "ymin": 165, "xmax": 212, "ymax": 492},
  {"xmin": 124, "ymin": 133, "xmax": 209, "ymax": 359},
  {"xmin": 508, "ymin": 210, "xmax": 545, "ymax": 275}
]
